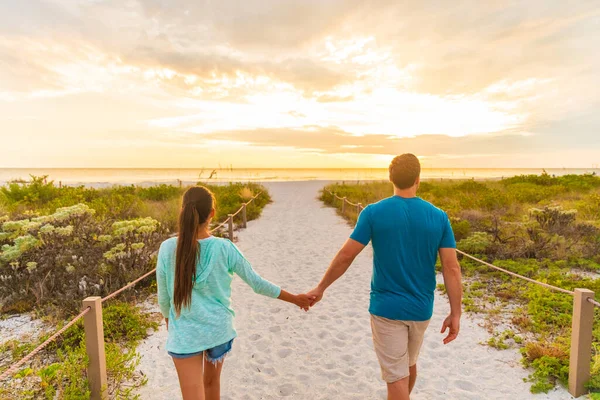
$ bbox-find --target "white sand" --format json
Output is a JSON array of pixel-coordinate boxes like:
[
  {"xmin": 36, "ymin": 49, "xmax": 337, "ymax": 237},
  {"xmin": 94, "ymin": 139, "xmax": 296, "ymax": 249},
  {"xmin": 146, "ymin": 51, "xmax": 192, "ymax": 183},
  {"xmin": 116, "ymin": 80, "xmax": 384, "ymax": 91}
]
[
  {"xmin": 135, "ymin": 181, "xmax": 572, "ymax": 400},
  {"xmin": 0, "ymin": 314, "xmax": 48, "ymax": 344}
]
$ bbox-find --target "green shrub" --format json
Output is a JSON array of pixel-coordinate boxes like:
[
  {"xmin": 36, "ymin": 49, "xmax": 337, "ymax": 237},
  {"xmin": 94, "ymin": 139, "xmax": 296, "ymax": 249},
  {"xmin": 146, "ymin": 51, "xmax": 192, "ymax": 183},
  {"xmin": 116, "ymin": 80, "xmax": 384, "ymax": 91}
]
[
  {"xmin": 2, "ymin": 302, "xmax": 157, "ymax": 399},
  {"xmin": 0, "ymin": 204, "xmax": 167, "ymax": 314},
  {"xmin": 457, "ymin": 232, "xmax": 493, "ymax": 254}
]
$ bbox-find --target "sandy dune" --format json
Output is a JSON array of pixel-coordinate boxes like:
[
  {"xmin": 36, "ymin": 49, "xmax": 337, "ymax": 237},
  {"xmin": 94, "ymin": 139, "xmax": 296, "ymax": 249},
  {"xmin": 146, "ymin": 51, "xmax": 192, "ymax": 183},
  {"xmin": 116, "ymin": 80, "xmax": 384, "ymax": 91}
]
[{"xmin": 135, "ymin": 181, "xmax": 571, "ymax": 400}]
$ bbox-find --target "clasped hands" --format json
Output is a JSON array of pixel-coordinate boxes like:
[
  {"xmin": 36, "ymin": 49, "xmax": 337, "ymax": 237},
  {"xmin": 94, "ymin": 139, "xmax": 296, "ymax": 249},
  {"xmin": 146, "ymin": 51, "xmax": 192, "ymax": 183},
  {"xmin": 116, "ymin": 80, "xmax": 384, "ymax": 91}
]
[{"xmin": 291, "ymin": 287, "xmax": 460, "ymax": 345}]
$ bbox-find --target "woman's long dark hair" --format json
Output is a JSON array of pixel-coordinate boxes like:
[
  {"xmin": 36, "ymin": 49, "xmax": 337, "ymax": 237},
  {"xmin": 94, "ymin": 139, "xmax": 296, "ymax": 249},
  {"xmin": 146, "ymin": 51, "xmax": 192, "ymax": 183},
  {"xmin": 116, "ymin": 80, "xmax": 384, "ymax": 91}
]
[{"xmin": 174, "ymin": 186, "xmax": 215, "ymax": 317}]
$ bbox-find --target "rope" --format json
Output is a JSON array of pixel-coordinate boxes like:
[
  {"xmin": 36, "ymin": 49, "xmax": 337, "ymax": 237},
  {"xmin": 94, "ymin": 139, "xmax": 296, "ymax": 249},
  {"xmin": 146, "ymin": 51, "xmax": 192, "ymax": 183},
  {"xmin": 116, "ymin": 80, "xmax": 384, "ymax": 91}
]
[
  {"xmin": 211, "ymin": 219, "xmax": 229, "ymax": 231},
  {"xmin": 588, "ymin": 298, "xmax": 600, "ymax": 308},
  {"xmin": 456, "ymin": 250, "xmax": 575, "ymax": 296},
  {"xmin": 231, "ymin": 206, "xmax": 244, "ymax": 218},
  {"xmin": 0, "ymin": 307, "xmax": 91, "ymax": 381},
  {"xmin": 211, "ymin": 192, "xmax": 262, "ymax": 231},
  {"xmin": 101, "ymin": 268, "xmax": 157, "ymax": 303},
  {"xmin": 345, "ymin": 200, "xmax": 359, "ymax": 207}
]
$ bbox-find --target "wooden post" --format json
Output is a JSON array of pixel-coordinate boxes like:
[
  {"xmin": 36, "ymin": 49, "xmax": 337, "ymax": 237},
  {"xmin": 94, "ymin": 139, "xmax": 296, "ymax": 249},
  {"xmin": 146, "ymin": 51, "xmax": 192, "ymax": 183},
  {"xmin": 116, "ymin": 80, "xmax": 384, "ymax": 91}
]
[
  {"xmin": 83, "ymin": 297, "xmax": 107, "ymax": 400},
  {"xmin": 178, "ymin": 179, "xmax": 182, "ymax": 188},
  {"xmin": 342, "ymin": 197, "xmax": 346, "ymax": 214},
  {"xmin": 242, "ymin": 203, "xmax": 247, "ymax": 228},
  {"xmin": 357, "ymin": 203, "xmax": 362, "ymax": 215},
  {"xmin": 59, "ymin": 181, "xmax": 62, "ymax": 189},
  {"xmin": 228, "ymin": 215, "xmax": 234, "ymax": 241},
  {"xmin": 569, "ymin": 288, "xmax": 595, "ymax": 398}
]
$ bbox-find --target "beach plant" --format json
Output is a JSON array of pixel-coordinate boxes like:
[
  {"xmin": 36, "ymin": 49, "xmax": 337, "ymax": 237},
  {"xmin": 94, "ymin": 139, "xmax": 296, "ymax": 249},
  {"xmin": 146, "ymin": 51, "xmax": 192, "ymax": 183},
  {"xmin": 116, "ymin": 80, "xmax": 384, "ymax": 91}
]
[
  {"xmin": 0, "ymin": 204, "xmax": 167, "ymax": 315},
  {"xmin": 0, "ymin": 301, "xmax": 158, "ymax": 399}
]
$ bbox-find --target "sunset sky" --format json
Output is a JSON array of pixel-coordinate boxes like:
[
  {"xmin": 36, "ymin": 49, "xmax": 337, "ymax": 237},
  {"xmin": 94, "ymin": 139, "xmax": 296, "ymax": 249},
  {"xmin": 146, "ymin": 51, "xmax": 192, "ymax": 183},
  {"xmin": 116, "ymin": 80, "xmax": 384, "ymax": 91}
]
[{"xmin": 1, "ymin": 1, "xmax": 599, "ymax": 168}]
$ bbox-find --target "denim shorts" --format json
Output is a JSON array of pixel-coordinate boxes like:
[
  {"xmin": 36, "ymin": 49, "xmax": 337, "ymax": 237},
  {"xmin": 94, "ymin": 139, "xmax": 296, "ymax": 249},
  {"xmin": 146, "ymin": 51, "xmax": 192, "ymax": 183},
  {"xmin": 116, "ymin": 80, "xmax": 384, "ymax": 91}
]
[{"xmin": 168, "ymin": 339, "xmax": 234, "ymax": 364}]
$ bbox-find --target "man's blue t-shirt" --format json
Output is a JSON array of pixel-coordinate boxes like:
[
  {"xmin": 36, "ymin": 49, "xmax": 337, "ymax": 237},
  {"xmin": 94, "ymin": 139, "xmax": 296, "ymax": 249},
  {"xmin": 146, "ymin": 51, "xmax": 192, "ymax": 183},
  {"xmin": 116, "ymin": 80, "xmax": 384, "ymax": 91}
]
[{"xmin": 350, "ymin": 196, "xmax": 456, "ymax": 322}]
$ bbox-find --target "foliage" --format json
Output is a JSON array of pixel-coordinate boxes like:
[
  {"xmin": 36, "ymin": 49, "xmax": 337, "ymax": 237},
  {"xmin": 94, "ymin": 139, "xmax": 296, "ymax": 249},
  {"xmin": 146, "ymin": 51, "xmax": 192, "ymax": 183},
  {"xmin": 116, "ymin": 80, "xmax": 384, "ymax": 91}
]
[
  {"xmin": 204, "ymin": 182, "xmax": 272, "ymax": 224},
  {"xmin": 0, "ymin": 301, "xmax": 158, "ymax": 399},
  {"xmin": 321, "ymin": 174, "xmax": 600, "ymax": 394},
  {"xmin": 0, "ymin": 205, "xmax": 166, "ymax": 315},
  {"xmin": 0, "ymin": 179, "xmax": 271, "ymax": 315}
]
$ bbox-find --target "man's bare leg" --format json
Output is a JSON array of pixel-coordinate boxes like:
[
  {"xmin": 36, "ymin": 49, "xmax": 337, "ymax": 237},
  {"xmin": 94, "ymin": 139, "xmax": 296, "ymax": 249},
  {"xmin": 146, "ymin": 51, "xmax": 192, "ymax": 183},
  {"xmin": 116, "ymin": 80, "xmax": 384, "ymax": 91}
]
[
  {"xmin": 409, "ymin": 364, "xmax": 417, "ymax": 393},
  {"xmin": 387, "ymin": 376, "xmax": 410, "ymax": 400}
]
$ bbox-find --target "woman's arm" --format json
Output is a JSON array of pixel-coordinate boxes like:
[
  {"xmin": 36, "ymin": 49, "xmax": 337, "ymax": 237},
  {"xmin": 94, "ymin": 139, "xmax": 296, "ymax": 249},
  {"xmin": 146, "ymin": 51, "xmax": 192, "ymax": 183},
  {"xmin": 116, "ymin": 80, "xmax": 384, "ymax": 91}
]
[
  {"xmin": 156, "ymin": 252, "xmax": 171, "ymax": 320},
  {"xmin": 229, "ymin": 242, "xmax": 312, "ymax": 309},
  {"xmin": 278, "ymin": 289, "xmax": 312, "ymax": 311}
]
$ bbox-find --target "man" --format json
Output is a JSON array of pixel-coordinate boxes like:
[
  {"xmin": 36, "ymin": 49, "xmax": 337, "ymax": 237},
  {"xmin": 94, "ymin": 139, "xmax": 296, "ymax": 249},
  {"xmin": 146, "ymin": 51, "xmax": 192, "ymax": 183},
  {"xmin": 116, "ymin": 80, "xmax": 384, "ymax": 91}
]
[{"xmin": 308, "ymin": 154, "xmax": 463, "ymax": 400}]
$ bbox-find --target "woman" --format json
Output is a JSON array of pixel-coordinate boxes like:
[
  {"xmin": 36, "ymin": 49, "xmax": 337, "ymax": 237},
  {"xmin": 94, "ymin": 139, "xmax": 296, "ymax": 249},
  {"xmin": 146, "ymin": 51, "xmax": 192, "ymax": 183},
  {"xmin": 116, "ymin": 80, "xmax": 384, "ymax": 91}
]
[{"xmin": 156, "ymin": 186, "xmax": 311, "ymax": 400}]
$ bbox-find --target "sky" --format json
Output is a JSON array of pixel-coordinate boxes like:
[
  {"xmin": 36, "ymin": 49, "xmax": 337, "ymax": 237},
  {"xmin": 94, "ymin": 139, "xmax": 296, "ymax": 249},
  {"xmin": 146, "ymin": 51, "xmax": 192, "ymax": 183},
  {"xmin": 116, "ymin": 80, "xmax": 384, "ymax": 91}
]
[{"xmin": 0, "ymin": 0, "xmax": 599, "ymax": 169}]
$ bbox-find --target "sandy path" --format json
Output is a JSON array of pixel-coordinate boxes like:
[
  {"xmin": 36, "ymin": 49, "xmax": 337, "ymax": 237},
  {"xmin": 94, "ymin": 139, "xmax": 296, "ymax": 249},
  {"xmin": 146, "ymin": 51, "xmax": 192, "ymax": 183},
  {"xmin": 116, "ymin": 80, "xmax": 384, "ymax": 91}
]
[{"xmin": 135, "ymin": 181, "xmax": 571, "ymax": 400}]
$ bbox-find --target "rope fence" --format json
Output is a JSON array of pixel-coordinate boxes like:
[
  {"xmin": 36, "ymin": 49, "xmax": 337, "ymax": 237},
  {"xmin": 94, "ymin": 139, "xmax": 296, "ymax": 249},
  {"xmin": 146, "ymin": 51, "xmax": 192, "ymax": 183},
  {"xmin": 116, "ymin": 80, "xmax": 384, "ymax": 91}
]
[
  {"xmin": 588, "ymin": 298, "xmax": 600, "ymax": 308},
  {"xmin": 326, "ymin": 189, "xmax": 598, "ymax": 397},
  {"xmin": 0, "ymin": 307, "xmax": 91, "ymax": 382},
  {"xmin": 456, "ymin": 250, "xmax": 575, "ymax": 296},
  {"xmin": 0, "ymin": 192, "xmax": 264, "ymax": 396}
]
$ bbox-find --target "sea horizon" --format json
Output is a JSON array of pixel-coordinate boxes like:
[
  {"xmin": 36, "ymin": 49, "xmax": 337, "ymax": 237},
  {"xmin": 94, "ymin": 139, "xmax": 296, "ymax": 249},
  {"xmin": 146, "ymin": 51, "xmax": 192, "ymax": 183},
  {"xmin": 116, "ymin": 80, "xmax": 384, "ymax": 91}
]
[{"xmin": 1, "ymin": 167, "xmax": 598, "ymax": 187}]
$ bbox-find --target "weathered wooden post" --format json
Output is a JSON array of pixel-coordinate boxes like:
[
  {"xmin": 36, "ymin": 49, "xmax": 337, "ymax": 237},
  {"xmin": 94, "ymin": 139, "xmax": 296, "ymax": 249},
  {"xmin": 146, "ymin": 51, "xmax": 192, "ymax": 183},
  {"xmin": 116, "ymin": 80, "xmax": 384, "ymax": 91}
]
[
  {"xmin": 178, "ymin": 179, "xmax": 182, "ymax": 188},
  {"xmin": 357, "ymin": 203, "xmax": 362, "ymax": 215},
  {"xmin": 242, "ymin": 203, "xmax": 247, "ymax": 228},
  {"xmin": 59, "ymin": 181, "xmax": 62, "ymax": 189},
  {"xmin": 228, "ymin": 215, "xmax": 234, "ymax": 240},
  {"xmin": 342, "ymin": 197, "xmax": 346, "ymax": 214},
  {"xmin": 83, "ymin": 297, "xmax": 107, "ymax": 400},
  {"xmin": 569, "ymin": 288, "xmax": 595, "ymax": 397}
]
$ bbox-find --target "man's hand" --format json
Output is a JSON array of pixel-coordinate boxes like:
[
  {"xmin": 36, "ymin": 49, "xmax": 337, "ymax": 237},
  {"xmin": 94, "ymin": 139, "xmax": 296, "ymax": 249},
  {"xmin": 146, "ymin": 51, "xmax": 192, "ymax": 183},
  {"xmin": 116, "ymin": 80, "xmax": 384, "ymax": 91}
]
[
  {"xmin": 440, "ymin": 314, "xmax": 460, "ymax": 344},
  {"xmin": 306, "ymin": 287, "xmax": 324, "ymax": 307},
  {"xmin": 294, "ymin": 294, "xmax": 315, "ymax": 311}
]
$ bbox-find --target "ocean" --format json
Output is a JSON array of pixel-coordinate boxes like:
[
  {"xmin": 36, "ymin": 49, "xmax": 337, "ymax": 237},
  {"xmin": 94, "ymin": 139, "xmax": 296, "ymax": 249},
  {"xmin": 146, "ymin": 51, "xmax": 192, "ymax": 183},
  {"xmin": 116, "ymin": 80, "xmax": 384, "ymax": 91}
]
[{"xmin": 0, "ymin": 168, "xmax": 598, "ymax": 187}]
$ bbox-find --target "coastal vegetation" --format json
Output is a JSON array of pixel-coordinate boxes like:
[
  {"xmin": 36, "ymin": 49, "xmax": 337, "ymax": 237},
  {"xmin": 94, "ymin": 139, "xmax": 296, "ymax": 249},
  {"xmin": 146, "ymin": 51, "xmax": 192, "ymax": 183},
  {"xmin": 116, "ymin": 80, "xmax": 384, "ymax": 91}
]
[
  {"xmin": 0, "ymin": 177, "xmax": 271, "ymax": 399},
  {"xmin": 321, "ymin": 172, "xmax": 600, "ymax": 394}
]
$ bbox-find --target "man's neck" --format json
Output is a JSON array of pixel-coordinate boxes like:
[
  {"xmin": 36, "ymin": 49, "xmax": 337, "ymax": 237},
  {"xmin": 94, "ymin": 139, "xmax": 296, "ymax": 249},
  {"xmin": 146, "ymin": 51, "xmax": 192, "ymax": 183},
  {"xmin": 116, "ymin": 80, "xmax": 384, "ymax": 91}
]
[{"xmin": 393, "ymin": 186, "xmax": 418, "ymax": 199}]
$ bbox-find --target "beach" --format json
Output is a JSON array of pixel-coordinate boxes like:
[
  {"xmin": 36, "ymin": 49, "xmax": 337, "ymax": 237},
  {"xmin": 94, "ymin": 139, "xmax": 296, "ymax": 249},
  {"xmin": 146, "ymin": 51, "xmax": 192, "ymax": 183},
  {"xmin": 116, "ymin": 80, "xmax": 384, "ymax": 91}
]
[{"xmin": 134, "ymin": 181, "xmax": 571, "ymax": 399}]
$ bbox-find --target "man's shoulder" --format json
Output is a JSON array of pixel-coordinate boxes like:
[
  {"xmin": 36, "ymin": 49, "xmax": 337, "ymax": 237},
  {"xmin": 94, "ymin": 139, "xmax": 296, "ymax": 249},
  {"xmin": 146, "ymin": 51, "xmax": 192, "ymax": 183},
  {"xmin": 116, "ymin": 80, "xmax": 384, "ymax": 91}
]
[{"xmin": 416, "ymin": 198, "xmax": 447, "ymax": 215}]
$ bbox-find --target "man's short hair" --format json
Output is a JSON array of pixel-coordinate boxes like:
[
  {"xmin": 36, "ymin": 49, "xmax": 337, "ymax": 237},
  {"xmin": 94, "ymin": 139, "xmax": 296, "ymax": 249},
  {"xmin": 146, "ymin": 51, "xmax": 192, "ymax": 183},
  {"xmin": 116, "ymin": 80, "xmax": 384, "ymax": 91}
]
[{"xmin": 389, "ymin": 154, "xmax": 421, "ymax": 189}]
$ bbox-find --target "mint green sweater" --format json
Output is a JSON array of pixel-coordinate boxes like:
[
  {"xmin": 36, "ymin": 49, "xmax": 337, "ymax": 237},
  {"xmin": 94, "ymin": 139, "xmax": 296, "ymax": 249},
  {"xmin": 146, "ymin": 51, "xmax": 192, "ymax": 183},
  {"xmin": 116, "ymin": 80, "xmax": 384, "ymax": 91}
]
[{"xmin": 156, "ymin": 236, "xmax": 281, "ymax": 354}]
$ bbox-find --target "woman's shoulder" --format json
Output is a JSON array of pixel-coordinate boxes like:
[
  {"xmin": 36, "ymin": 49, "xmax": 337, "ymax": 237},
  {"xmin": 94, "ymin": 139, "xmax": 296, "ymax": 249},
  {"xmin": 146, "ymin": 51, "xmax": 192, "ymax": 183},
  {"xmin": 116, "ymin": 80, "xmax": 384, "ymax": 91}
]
[{"xmin": 159, "ymin": 236, "xmax": 178, "ymax": 254}]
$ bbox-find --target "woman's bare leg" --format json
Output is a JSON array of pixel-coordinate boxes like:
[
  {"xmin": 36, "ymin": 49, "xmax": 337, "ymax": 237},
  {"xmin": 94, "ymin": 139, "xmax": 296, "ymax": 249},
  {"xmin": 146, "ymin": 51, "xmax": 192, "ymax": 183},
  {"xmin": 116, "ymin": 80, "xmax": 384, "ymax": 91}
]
[
  {"xmin": 203, "ymin": 356, "xmax": 224, "ymax": 400},
  {"xmin": 172, "ymin": 354, "xmax": 205, "ymax": 400}
]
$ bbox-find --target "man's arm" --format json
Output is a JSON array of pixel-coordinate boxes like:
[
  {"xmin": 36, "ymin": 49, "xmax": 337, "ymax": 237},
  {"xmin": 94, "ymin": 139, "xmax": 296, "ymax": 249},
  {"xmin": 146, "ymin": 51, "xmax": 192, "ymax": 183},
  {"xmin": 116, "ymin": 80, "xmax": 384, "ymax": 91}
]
[
  {"xmin": 439, "ymin": 248, "xmax": 462, "ymax": 344},
  {"xmin": 307, "ymin": 238, "xmax": 366, "ymax": 305}
]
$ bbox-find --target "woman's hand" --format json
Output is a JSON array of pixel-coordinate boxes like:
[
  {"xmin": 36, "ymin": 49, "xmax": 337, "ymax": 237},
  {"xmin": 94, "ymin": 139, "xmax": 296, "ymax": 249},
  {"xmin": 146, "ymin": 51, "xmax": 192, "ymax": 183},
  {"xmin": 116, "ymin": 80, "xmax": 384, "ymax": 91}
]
[{"xmin": 294, "ymin": 294, "xmax": 314, "ymax": 311}]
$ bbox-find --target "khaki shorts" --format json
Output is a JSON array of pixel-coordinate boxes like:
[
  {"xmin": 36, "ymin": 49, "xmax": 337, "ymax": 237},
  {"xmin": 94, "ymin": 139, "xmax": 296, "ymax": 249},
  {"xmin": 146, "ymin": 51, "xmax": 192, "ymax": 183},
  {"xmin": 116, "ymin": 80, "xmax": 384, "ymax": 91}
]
[{"xmin": 370, "ymin": 314, "xmax": 430, "ymax": 383}]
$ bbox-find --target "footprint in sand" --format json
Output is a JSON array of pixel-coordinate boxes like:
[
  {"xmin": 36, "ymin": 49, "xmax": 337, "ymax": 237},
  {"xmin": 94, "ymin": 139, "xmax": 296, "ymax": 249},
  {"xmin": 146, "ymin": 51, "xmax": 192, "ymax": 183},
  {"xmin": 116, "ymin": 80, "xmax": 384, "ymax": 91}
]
[
  {"xmin": 454, "ymin": 379, "xmax": 477, "ymax": 392},
  {"xmin": 269, "ymin": 325, "xmax": 281, "ymax": 333},
  {"xmin": 277, "ymin": 348, "xmax": 292, "ymax": 358},
  {"xmin": 341, "ymin": 354, "xmax": 353, "ymax": 362},
  {"xmin": 317, "ymin": 330, "xmax": 329, "ymax": 339},
  {"xmin": 278, "ymin": 383, "xmax": 297, "ymax": 396},
  {"xmin": 249, "ymin": 333, "xmax": 262, "ymax": 341}
]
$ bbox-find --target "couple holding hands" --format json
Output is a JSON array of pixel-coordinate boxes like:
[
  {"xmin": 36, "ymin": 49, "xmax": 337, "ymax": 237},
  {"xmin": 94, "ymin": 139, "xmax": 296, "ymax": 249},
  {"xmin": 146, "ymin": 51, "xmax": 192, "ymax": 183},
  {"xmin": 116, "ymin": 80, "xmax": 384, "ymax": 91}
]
[{"xmin": 156, "ymin": 154, "xmax": 463, "ymax": 400}]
